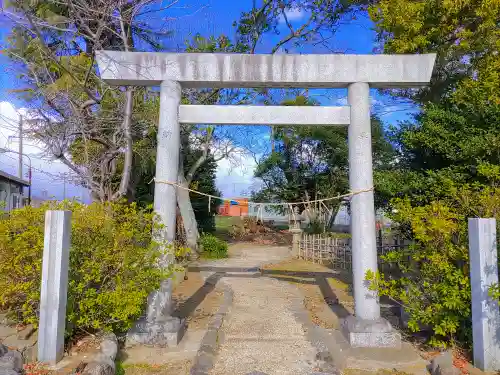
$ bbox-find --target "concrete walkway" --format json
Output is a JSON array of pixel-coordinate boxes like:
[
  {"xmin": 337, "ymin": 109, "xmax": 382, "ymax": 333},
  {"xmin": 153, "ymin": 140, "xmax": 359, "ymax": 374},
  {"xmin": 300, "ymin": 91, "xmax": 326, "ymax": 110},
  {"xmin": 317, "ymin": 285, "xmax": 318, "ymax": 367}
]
[{"xmin": 193, "ymin": 244, "xmax": 334, "ymax": 375}]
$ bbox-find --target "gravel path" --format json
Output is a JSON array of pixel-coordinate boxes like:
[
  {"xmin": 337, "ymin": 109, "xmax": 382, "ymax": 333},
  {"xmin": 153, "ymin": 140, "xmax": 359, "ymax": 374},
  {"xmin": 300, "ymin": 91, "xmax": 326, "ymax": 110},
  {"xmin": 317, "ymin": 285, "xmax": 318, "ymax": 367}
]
[
  {"xmin": 202, "ymin": 245, "xmax": 332, "ymax": 375},
  {"xmin": 194, "ymin": 243, "xmax": 292, "ymax": 269}
]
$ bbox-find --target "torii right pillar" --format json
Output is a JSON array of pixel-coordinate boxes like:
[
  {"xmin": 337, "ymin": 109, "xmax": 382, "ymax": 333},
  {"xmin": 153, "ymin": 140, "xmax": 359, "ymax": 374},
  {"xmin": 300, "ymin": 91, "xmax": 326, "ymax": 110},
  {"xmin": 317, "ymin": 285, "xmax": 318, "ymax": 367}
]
[{"xmin": 342, "ymin": 81, "xmax": 400, "ymax": 347}]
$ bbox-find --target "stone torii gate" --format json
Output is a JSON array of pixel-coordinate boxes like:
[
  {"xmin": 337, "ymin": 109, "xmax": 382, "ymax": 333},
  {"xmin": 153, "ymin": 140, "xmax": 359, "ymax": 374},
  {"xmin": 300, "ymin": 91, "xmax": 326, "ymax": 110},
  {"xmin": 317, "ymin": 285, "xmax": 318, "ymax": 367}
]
[{"xmin": 97, "ymin": 51, "xmax": 435, "ymax": 348}]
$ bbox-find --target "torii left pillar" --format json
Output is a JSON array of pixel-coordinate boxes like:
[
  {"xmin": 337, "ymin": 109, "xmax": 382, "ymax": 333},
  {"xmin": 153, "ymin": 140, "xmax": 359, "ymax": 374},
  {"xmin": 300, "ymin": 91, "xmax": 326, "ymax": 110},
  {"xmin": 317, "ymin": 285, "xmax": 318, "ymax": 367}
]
[
  {"xmin": 126, "ymin": 80, "xmax": 185, "ymax": 347},
  {"xmin": 154, "ymin": 80, "xmax": 181, "ymax": 244}
]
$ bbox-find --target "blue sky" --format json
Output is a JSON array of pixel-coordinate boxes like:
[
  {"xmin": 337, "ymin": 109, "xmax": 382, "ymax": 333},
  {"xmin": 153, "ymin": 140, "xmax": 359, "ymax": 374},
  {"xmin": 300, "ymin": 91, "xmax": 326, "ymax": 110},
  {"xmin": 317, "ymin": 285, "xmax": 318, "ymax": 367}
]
[{"xmin": 0, "ymin": 0, "xmax": 419, "ymax": 199}]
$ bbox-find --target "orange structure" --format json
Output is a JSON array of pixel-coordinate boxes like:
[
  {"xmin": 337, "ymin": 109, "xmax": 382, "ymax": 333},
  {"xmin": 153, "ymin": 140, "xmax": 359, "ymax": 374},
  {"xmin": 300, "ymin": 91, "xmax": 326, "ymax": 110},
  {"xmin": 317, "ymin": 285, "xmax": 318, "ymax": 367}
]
[{"xmin": 218, "ymin": 198, "xmax": 249, "ymax": 217}]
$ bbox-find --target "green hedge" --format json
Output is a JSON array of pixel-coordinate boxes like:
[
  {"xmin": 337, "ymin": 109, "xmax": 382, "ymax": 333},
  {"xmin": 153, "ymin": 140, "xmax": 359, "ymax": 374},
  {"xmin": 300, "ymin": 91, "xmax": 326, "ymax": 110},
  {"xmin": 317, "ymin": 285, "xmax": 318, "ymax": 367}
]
[
  {"xmin": 0, "ymin": 201, "xmax": 172, "ymax": 337},
  {"xmin": 199, "ymin": 233, "xmax": 228, "ymax": 259}
]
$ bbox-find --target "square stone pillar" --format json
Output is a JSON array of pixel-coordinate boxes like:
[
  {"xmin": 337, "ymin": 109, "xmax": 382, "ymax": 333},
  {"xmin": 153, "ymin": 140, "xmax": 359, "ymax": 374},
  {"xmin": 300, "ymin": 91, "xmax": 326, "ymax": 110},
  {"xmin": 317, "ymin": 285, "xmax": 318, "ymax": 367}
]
[
  {"xmin": 38, "ymin": 210, "xmax": 71, "ymax": 364},
  {"xmin": 126, "ymin": 80, "xmax": 185, "ymax": 347},
  {"xmin": 342, "ymin": 82, "xmax": 400, "ymax": 348},
  {"xmin": 468, "ymin": 218, "xmax": 500, "ymax": 371}
]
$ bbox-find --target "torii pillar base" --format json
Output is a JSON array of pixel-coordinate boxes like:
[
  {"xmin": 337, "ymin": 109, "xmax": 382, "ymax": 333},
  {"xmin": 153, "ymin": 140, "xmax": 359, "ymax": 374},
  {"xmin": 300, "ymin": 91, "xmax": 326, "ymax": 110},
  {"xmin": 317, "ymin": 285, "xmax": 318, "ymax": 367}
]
[
  {"xmin": 342, "ymin": 316, "xmax": 401, "ymax": 348},
  {"xmin": 125, "ymin": 280, "xmax": 186, "ymax": 348}
]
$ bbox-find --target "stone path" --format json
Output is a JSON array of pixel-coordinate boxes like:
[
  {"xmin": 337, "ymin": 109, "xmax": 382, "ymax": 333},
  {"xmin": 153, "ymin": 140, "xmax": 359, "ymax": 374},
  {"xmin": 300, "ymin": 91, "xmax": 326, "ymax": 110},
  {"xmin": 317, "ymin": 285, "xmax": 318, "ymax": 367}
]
[
  {"xmin": 194, "ymin": 244, "xmax": 292, "ymax": 270},
  {"xmin": 211, "ymin": 277, "xmax": 325, "ymax": 375},
  {"xmin": 193, "ymin": 244, "xmax": 335, "ymax": 375}
]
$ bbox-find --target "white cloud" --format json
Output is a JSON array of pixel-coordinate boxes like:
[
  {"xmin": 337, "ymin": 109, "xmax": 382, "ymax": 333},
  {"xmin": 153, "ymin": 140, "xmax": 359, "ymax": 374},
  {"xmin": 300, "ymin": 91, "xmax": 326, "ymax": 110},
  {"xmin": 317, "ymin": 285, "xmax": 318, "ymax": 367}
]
[
  {"xmin": 0, "ymin": 101, "xmax": 89, "ymax": 202},
  {"xmin": 378, "ymin": 105, "xmax": 403, "ymax": 113},
  {"xmin": 215, "ymin": 148, "xmax": 262, "ymax": 198},
  {"xmin": 280, "ymin": 8, "xmax": 305, "ymax": 23},
  {"xmin": 370, "ymin": 96, "xmax": 383, "ymax": 107},
  {"xmin": 333, "ymin": 96, "xmax": 398, "ymax": 115},
  {"xmin": 334, "ymin": 97, "xmax": 348, "ymax": 106}
]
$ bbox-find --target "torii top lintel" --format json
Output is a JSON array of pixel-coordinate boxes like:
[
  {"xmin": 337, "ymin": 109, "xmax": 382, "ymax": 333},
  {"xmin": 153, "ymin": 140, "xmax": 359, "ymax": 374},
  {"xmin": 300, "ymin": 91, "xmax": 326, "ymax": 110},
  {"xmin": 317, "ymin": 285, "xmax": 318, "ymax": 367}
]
[{"xmin": 96, "ymin": 51, "xmax": 436, "ymax": 89}]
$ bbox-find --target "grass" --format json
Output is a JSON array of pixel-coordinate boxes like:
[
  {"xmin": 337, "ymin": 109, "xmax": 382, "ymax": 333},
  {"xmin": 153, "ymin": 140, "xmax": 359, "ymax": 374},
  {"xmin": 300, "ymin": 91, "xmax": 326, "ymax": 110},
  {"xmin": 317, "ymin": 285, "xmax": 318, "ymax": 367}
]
[
  {"xmin": 214, "ymin": 216, "xmax": 241, "ymax": 239},
  {"xmin": 215, "ymin": 215, "xmax": 240, "ymax": 230},
  {"xmin": 215, "ymin": 215, "xmax": 290, "ymax": 232},
  {"xmin": 116, "ymin": 361, "xmax": 191, "ymax": 375}
]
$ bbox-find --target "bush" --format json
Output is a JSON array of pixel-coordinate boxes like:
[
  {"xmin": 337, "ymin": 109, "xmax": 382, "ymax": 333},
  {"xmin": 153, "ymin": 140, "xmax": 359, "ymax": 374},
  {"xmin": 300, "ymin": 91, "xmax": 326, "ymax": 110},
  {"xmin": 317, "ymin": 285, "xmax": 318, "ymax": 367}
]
[
  {"xmin": 305, "ymin": 218, "xmax": 325, "ymax": 234},
  {"xmin": 367, "ymin": 174, "xmax": 500, "ymax": 347},
  {"xmin": 326, "ymin": 232, "xmax": 351, "ymax": 239},
  {"xmin": 0, "ymin": 201, "xmax": 174, "ymax": 336},
  {"xmin": 199, "ymin": 233, "xmax": 228, "ymax": 259},
  {"xmin": 367, "ymin": 198, "xmax": 472, "ymax": 348}
]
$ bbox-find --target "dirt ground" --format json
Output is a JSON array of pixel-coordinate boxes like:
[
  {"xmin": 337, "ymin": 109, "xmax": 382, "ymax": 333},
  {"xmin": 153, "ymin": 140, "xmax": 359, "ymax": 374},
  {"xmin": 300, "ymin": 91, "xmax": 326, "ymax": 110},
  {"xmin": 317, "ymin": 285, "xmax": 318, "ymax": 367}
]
[
  {"xmin": 215, "ymin": 216, "xmax": 293, "ymax": 246},
  {"xmin": 262, "ymin": 258, "xmax": 404, "ymax": 332},
  {"xmin": 116, "ymin": 271, "xmax": 224, "ymax": 375},
  {"xmin": 262, "ymin": 258, "xmax": 355, "ymax": 329},
  {"xmin": 262, "ymin": 259, "xmax": 490, "ymax": 375},
  {"xmin": 171, "ymin": 271, "xmax": 224, "ymax": 330}
]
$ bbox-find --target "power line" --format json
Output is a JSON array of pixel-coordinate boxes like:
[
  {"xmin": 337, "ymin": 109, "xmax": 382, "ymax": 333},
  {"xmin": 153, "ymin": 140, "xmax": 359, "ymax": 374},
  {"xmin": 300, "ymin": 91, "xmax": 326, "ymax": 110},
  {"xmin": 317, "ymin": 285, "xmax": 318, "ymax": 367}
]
[
  {"xmin": 1, "ymin": 152, "xmax": 30, "ymax": 169},
  {"xmin": 0, "ymin": 113, "xmax": 21, "ymax": 131},
  {"xmin": 0, "ymin": 147, "xmax": 59, "ymax": 172},
  {"xmin": 0, "ymin": 130, "xmax": 9, "ymax": 145},
  {"xmin": 0, "ymin": 152, "xmax": 62, "ymax": 180}
]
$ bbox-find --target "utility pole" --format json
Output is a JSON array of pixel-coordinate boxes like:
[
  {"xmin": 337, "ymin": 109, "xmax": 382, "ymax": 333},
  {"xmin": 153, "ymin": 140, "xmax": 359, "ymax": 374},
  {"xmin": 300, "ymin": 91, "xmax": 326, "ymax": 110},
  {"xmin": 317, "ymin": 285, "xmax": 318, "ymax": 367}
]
[
  {"xmin": 271, "ymin": 126, "xmax": 275, "ymax": 153},
  {"xmin": 28, "ymin": 167, "xmax": 32, "ymax": 205},
  {"xmin": 18, "ymin": 116, "xmax": 32, "ymax": 205},
  {"xmin": 1, "ymin": 145, "xmax": 32, "ymax": 205},
  {"xmin": 63, "ymin": 174, "xmax": 66, "ymax": 200},
  {"xmin": 18, "ymin": 115, "xmax": 23, "ymax": 179}
]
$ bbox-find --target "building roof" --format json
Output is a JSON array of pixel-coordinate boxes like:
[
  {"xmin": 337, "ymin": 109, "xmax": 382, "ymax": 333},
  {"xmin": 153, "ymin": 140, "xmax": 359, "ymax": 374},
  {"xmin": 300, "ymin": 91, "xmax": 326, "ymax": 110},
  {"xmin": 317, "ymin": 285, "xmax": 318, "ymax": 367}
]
[{"xmin": 0, "ymin": 170, "xmax": 30, "ymax": 186}]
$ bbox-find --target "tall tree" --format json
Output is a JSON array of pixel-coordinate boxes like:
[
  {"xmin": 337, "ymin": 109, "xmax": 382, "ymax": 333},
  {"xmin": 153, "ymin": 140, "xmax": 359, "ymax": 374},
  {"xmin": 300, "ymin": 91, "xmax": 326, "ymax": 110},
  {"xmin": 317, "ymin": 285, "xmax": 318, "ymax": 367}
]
[
  {"xmin": 236, "ymin": 0, "xmax": 359, "ymax": 53},
  {"xmin": 3, "ymin": 0, "xmax": 363, "ymax": 250},
  {"xmin": 184, "ymin": 149, "xmax": 221, "ymax": 234},
  {"xmin": 369, "ymin": 0, "xmax": 500, "ymax": 203},
  {"xmin": 369, "ymin": 0, "xmax": 500, "ymax": 103},
  {"xmin": 364, "ymin": 0, "xmax": 500, "ymax": 346},
  {"xmin": 254, "ymin": 96, "xmax": 394, "ymax": 214},
  {"xmin": 3, "ymin": 3, "xmax": 238, "ymax": 249},
  {"xmin": 3, "ymin": 0, "xmax": 176, "ymax": 201}
]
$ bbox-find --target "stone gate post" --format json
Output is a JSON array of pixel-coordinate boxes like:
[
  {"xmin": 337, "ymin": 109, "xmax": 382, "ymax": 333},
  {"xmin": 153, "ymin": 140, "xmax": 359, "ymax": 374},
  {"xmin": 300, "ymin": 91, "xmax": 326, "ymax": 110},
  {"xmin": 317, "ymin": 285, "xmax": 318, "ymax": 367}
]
[
  {"xmin": 468, "ymin": 218, "xmax": 500, "ymax": 370},
  {"xmin": 38, "ymin": 210, "xmax": 71, "ymax": 364},
  {"xmin": 347, "ymin": 82, "xmax": 379, "ymax": 320},
  {"xmin": 290, "ymin": 207, "xmax": 303, "ymax": 258},
  {"xmin": 154, "ymin": 80, "xmax": 181, "ymax": 244},
  {"xmin": 342, "ymin": 82, "xmax": 400, "ymax": 347},
  {"xmin": 126, "ymin": 80, "xmax": 185, "ymax": 347}
]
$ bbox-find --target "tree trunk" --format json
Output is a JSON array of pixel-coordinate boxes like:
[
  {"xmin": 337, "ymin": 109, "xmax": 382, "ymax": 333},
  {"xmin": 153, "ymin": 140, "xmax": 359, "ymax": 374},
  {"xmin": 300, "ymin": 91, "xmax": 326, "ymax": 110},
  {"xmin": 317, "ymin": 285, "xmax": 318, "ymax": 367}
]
[
  {"xmin": 113, "ymin": 87, "xmax": 134, "ymax": 200},
  {"xmin": 177, "ymin": 171, "xmax": 200, "ymax": 252}
]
